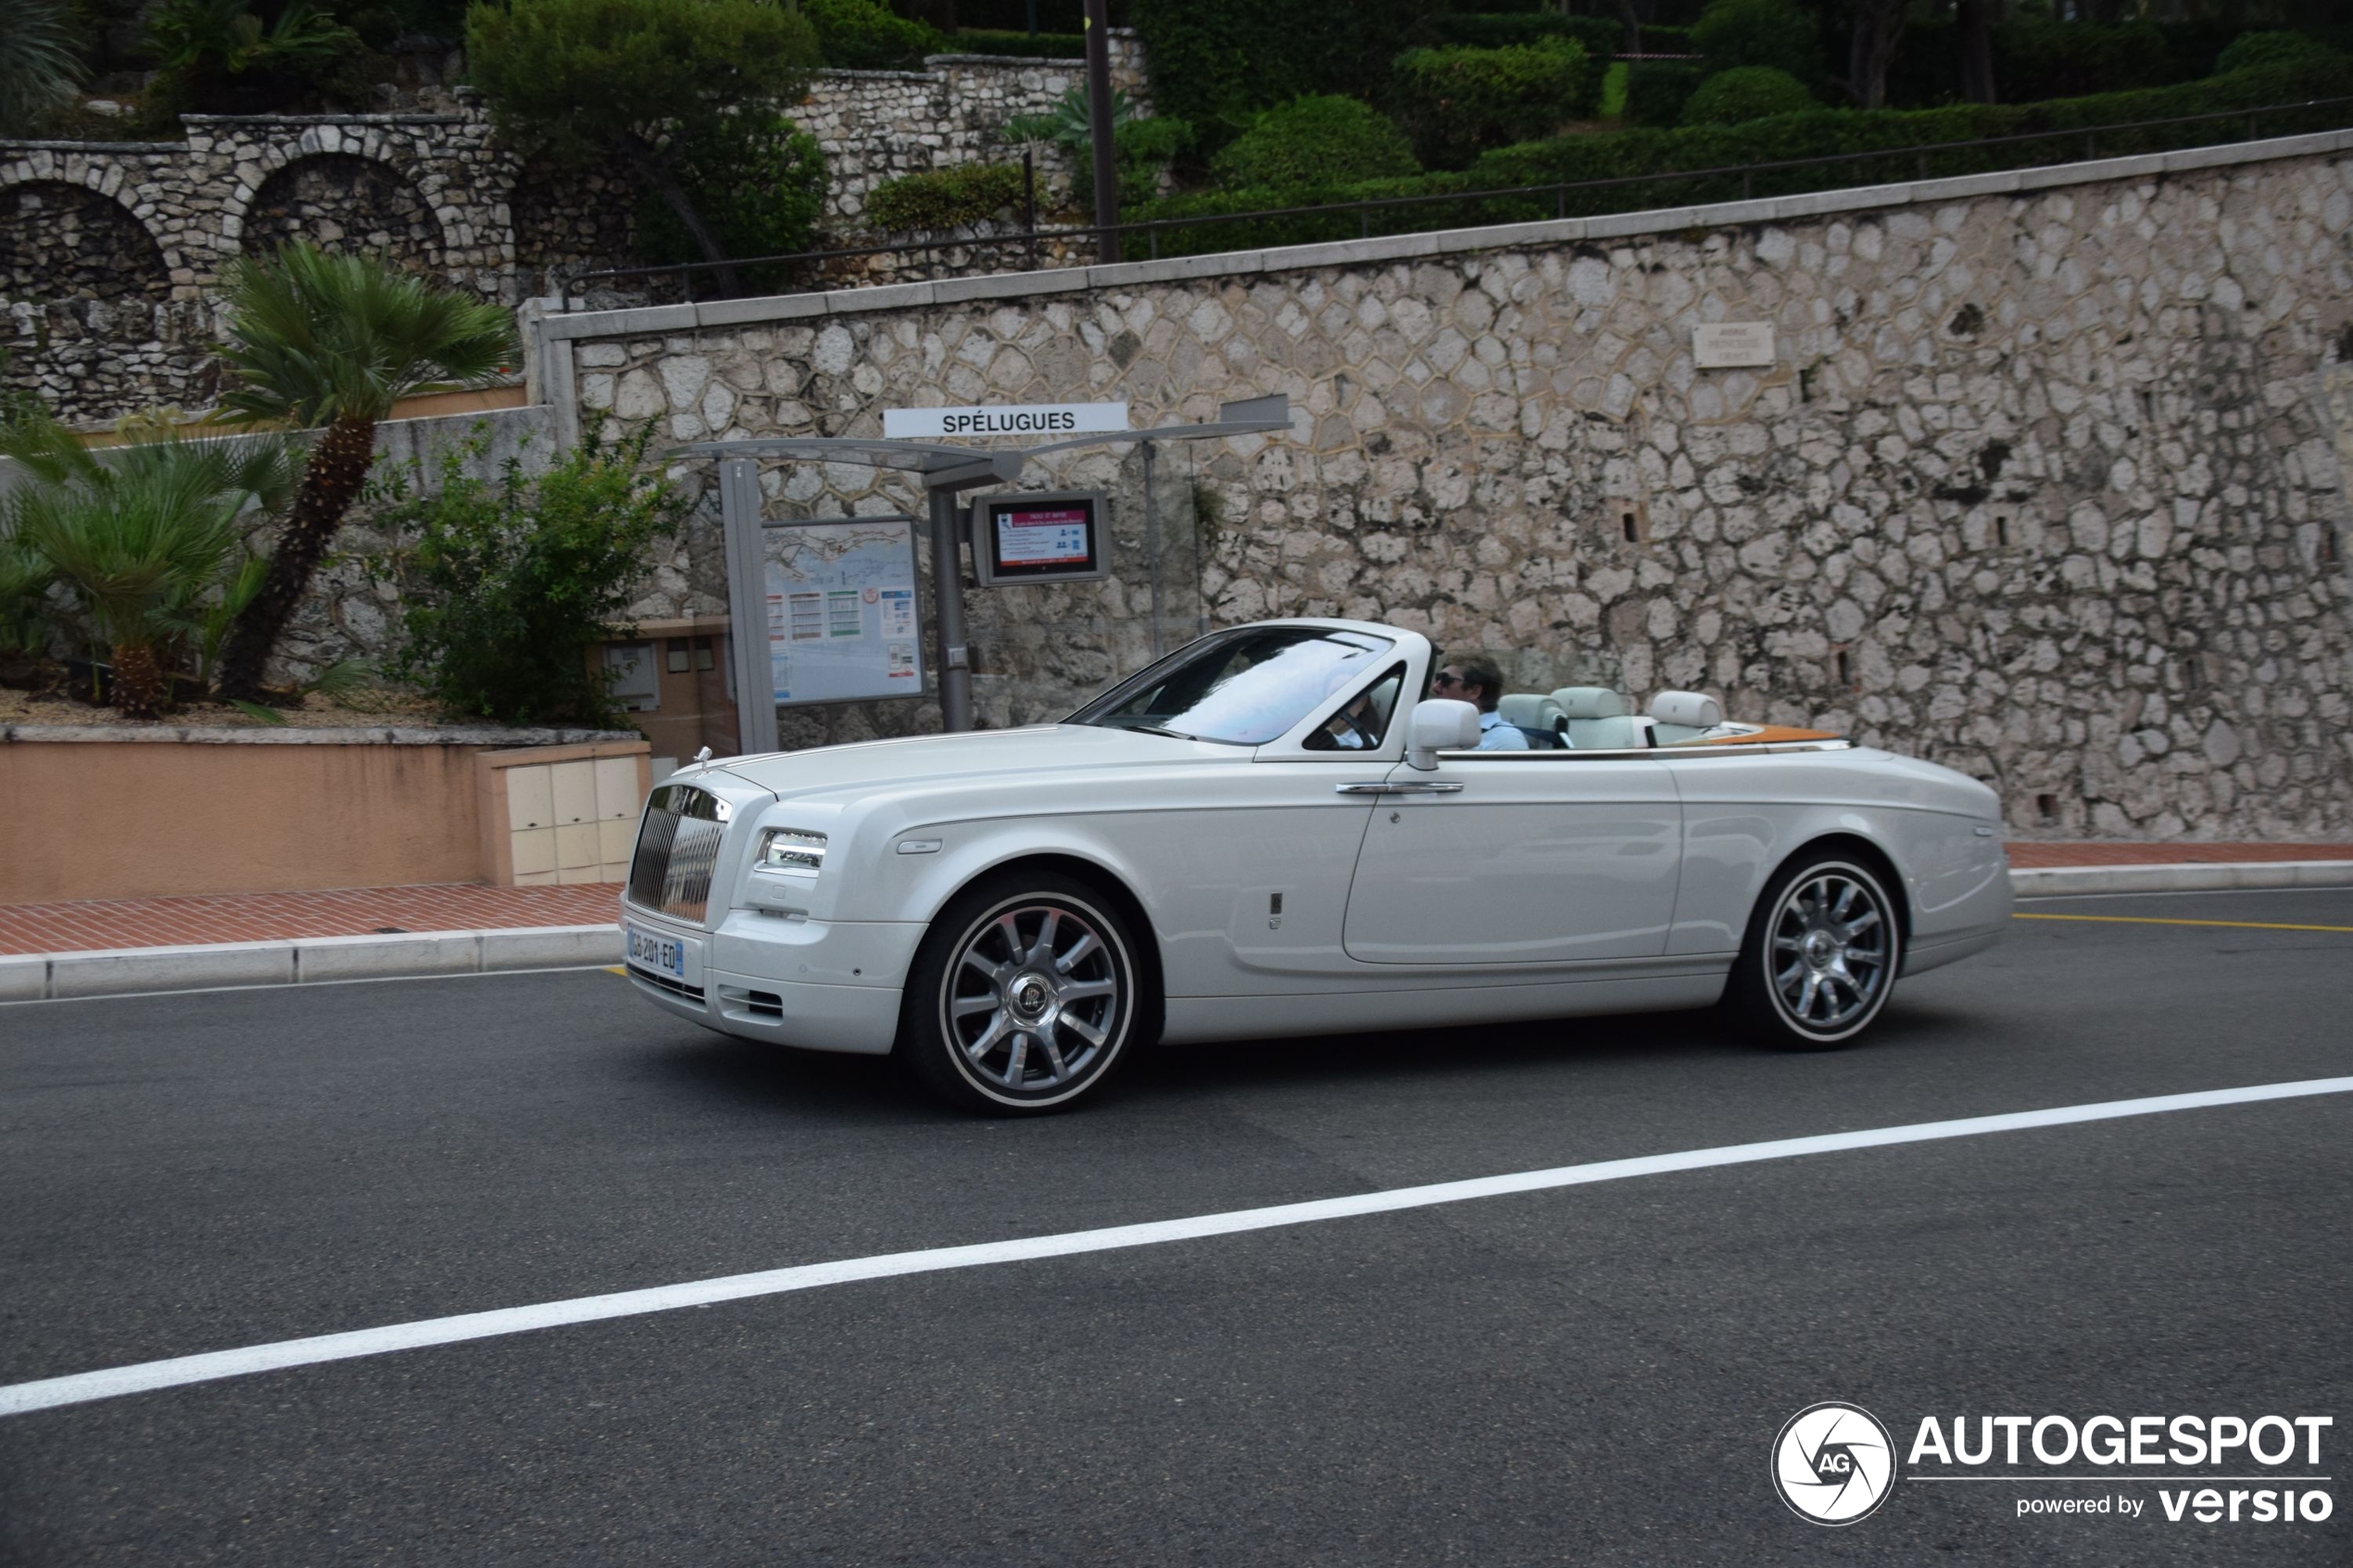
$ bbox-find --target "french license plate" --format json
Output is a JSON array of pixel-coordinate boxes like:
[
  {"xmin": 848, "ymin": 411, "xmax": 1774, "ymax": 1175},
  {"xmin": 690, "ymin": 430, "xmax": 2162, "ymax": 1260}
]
[{"xmin": 625, "ymin": 924, "xmax": 686, "ymax": 979}]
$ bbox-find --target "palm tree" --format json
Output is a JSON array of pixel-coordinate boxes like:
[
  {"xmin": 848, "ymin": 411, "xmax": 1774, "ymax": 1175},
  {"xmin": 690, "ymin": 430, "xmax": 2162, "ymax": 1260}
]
[
  {"xmin": 0, "ymin": 0, "xmax": 85, "ymax": 137},
  {"xmin": 210, "ymin": 243, "xmax": 517, "ymax": 701},
  {"xmin": 5, "ymin": 420, "xmax": 296, "ymax": 718}
]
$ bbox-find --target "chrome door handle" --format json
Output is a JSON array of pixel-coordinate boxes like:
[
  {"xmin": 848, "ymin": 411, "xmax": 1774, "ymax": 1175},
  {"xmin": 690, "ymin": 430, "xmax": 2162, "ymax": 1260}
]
[{"xmin": 1335, "ymin": 781, "xmax": 1464, "ymax": 796}]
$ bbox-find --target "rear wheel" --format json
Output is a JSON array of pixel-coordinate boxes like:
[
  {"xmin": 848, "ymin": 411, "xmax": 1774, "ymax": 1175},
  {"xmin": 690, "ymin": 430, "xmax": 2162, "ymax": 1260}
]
[
  {"xmin": 1726, "ymin": 853, "xmax": 1903, "ymax": 1049},
  {"xmin": 898, "ymin": 872, "xmax": 1142, "ymax": 1114}
]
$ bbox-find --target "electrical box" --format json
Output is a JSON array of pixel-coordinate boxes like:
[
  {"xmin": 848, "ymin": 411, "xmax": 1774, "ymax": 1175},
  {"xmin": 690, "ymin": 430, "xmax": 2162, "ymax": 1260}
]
[{"xmin": 969, "ymin": 490, "xmax": 1110, "ymax": 587}]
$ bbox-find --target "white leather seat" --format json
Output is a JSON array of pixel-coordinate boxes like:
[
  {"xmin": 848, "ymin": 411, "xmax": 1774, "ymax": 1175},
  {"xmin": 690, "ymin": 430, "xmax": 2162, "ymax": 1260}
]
[
  {"xmin": 1496, "ymin": 694, "xmax": 1567, "ymax": 734},
  {"xmin": 1551, "ymin": 686, "xmax": 1644, "ymax": 749},
  {"xmin": 1648, "ymin": 689, "xmax": 1726, "ymax": 746}
]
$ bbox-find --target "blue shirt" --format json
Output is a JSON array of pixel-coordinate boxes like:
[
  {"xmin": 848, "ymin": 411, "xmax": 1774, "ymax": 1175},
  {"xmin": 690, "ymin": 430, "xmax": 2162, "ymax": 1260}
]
[{"xmin": 1477, "ymin": 710, "xmax": 1529, "ymax": 750}]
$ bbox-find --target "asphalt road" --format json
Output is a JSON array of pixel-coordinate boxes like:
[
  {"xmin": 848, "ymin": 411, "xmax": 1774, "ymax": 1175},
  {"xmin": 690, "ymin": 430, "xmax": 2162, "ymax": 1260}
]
[{"xmin": 1, "ymin": 887, "xmax": 2348, "ymax": 1565}]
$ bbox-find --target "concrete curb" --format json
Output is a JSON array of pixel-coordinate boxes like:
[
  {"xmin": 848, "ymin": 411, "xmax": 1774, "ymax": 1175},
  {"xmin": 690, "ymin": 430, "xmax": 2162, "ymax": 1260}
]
[
  {"xmin": 2009, "ymin": 860, "xmax": 2353, "ymax": 897},
  {"xmin": 3, "ymin": 860, "xmax": 2349, "ymax": 1003},
  {"xmin": 0, "ymin": 924, "xmax": 621, "ymax": 1004}
]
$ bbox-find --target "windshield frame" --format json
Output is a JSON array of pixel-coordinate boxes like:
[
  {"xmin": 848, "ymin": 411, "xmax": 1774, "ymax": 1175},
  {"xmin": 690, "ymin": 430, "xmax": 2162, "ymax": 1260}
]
[{"xmin": 1063, "ymin": 621, "xmax": 1408, "ymax": 749}]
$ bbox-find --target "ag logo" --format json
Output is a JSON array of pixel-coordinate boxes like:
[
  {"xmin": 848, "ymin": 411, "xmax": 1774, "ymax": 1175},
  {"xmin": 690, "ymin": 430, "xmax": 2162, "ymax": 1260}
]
[{"xmin": 1772, "ymin": 1402, "xmax": 1897, "ymax": 1524}]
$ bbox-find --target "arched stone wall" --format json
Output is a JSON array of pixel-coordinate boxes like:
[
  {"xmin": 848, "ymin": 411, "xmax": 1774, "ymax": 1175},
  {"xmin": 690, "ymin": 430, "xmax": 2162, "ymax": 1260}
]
[
  {"xmin": 237, "ymin": 153, "xmax": 447, "ymax": 271},
  {"xmin": 0, "ymin": 180, "xmax": 174, "ymax": 303}
]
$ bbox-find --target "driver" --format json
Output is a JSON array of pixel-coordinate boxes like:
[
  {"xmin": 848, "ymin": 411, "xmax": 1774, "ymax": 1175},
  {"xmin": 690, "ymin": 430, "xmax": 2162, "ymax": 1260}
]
[{"xmin": 1432, "ymin": 658, "xmax": 1528, "ymax": 750}]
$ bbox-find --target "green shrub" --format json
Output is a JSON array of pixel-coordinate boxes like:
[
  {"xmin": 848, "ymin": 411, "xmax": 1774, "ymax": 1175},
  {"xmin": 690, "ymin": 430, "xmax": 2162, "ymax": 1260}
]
[
  {"xmin": 1691, "ymin": 0, "xmax": 1822, "ymax": 86},
  {"xmin": 1434, "ymin": 13, "xmax": 1622, "ymax": 60},
  {"xmin": 1130, "ymin": 0, "xmax": 1435, "ymax": 148},
  {"xmin": 868, "ymin": 161, "xmax": 1028, "ymax": 232},
  {"xmin": 1640, "ymin": 24, "xmax": 1696, "ymax": 52},
  {"xmin": 1994, "ymin": 19, "xmax": 2176, "ymax": 102},
  {"xmin": 2213, "ymin": 29, "xmax": 2344, "ymax": 74},
  {"xmin": 946, "ymin": 28, "xmax": 1083, "ymax": 58},
  {"xmin": 1391, "ymin": 38, "xmax": 1596, "ymax": 168},
  {"xmin": 1680, "ymin": 65, "xmax": 1814, "ymax": 126},
  {"xmin": 801, "ymin": 0, "xmax": 941, "ymax": 69},
  {"xmin": 1210, "ymin": 94, "xmax": 1419, "ymax": 190},
  {"xmin": 1623, "ymin": 60, "xmax": 1704, "ymax": 128},
  {"xmin": 635, "ymin": 111, "xmax": 826, "ymax": 276},
  {"xmin": 375, "ymin": 422, "xmax": 691, "ymax": 729},
  {"xmin": 1123, "ymin": 58, "xmax": 2353, "ymax": 258}
]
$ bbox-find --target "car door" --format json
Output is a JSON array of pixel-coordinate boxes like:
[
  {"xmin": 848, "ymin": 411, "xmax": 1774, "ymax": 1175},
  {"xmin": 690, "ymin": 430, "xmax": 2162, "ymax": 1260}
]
[{"xmin": 1340, "ymin": 750, "xmax": 1684, "ymax": 965}]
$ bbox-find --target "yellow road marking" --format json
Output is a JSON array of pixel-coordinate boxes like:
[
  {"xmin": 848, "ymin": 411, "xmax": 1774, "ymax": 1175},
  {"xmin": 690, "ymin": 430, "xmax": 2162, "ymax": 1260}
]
[
  {"xmin": 2015, "ymin": 913, "xmax": 2353, "ymax": 934},
  {"xmin": 604, "ymin": 965, "xmax": 628, "ymax": 974}
]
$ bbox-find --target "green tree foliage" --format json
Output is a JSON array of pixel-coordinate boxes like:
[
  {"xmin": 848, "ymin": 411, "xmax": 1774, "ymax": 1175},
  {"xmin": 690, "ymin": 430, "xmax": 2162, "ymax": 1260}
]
[
  {"xmin": 1992, "ymin": 18, "xmax": 2175, "ymax": 102},
  {"xmin": 799, "ymin": 0, "xmax": 941, "ymax": 69},
  {"xmin": 1209, "ymin": 95, "xmax": 1419, "ymax": 192},
  {"xmin": 868, "ymin": 161, "xmax": 1028, "ymax": 232},
  {"xmin": 1391, "ymin": 38, "xmax": 1597, "ymax": 169},
  {"xmin": 0, "ymin": 0, "xmax": 86, "ymax": 135},
  {"xmin": 1692, "ymin": 0, "xmax": 1824, "ymax": 88},
  {"xmin": 466, "ymin": 0, "xmax": 820, "ymax": 284},
  {"xmin": 1621, "ymin": 60, "xmax": 1705, "ymax": 128},
  {"xmin": 1680, "ymin": 65, "xmax": 1815, "ymax": 126},
  {"xmin": 1434, "ymin": 12, "xmax": 1622, "ymax": 59},
  {"xmin": 210, "ymin": 242, "xmax": 517, "ymax": 701},
  {"xmin": 2213, "ymin": 29, "xmax": 2344, "ymax": 74},
  {"xmin": 635, "ymin": 110, "xmax": 827, "ymax": 278},
  {"xmin": 374, "ymin": 423, "xmax": 690, "ymax": 728},
  {"xmin": 1129, "ymin": 0, "xmax": 1434, "ymax": 150},
  {"xmin": 1000, "ymin": 85, "xmax": 1191, "ymax": 215},
  {"xmin": 142, "ymin": 0, "xmax": 369, "ymax": 116},
  {"xmin": 2, "ymin": 419, "xmax": 297, "ymax": 717}
]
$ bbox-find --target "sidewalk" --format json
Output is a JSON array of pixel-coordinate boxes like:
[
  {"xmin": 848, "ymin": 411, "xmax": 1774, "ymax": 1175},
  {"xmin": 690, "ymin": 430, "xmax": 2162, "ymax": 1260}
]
[{"xmin": 4, "ymin": 845, "xmax": 2349, "ymax": 1003}]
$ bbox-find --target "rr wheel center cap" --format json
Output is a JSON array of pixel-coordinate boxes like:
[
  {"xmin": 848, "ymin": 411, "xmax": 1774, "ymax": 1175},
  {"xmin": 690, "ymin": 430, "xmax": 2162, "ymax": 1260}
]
[
  {"xmin": 1804, "ymin": 931, "xmax": 1838, "ymax": 967},
  {"xmin": 1009, "ymin": 972, "xmax": 1053, "ymax": 1022}
]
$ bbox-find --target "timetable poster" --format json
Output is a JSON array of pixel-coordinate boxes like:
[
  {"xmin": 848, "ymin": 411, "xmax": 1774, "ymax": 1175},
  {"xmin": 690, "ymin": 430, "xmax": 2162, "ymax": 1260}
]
[{"xmin": 761, "ymin": 519, "xmax": 925, "ymax": 704}]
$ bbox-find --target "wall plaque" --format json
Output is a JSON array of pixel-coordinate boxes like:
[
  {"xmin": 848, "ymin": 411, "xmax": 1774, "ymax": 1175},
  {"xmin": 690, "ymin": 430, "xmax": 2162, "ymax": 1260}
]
[{"xmin": 1692, "ymin": 321, "xmax": 1776, "ymax": 368}]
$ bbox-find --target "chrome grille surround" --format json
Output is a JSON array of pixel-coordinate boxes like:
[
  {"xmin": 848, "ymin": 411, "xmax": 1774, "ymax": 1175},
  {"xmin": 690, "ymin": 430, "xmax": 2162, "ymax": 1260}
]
[{"xmin": 626, "ymin": 783, "xmax": 731, "ymax": 922}]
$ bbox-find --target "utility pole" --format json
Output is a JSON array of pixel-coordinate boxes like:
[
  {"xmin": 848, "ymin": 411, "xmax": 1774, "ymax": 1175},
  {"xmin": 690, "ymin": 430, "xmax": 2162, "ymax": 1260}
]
[{"xmin": 1083, "ymin": 0, "xmax": 1120, "ymax": 264}]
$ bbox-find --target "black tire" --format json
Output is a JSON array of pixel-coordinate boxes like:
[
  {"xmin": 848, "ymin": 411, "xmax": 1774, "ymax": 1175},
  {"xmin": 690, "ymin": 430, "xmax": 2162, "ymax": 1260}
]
[
  {"xmin": 897, "ymin": 871, "xmax": 1144, "ymax": 1115},
  {"xmin": 1724, "ymin": 851, "xmax": 1904, "ymax": 1050}
]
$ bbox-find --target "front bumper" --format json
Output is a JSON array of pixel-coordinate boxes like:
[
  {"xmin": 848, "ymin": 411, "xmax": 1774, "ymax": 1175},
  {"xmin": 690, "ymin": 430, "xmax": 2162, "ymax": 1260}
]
[{"xmin": 621, "ymin": 904, "xmax": 925, "ymax": 1056}]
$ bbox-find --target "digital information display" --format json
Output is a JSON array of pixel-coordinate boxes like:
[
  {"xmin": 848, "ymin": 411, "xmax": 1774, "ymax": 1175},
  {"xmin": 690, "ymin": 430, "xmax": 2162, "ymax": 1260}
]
[
  {"xmin": 971, "ymin": 491, "xmax": 1110, "ymax": 587},
  {"xmin": 761, "ymin": 517, "xmax": 925, "ymax": 705}
]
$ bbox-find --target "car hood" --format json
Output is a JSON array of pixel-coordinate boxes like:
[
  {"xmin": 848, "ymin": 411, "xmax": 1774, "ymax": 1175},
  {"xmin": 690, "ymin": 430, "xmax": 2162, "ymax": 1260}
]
[{"xmin": 698, "ymin": 724, "xmax": 1237, "ymax": 802}]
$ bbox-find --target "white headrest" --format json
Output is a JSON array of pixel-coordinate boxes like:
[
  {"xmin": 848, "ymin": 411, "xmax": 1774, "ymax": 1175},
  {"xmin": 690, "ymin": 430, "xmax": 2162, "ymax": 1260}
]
[
  {"xmin": 1650, "ymin": 690, "xmax": 1723, "ymax": 728},
  {"xmin": 1551, "ymin": 686, "xmax": 1627, "ymax": 720},
  {"xmin": 1496, "ymin": 694, "xmax": 1565, "ymax": 730}
]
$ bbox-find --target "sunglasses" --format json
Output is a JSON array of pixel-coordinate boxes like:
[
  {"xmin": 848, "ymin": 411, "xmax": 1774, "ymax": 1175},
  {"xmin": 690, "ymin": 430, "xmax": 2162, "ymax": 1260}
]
[{"xmin": 1433, "ymin": 672, "xmax": 1466, "ymax": 688}]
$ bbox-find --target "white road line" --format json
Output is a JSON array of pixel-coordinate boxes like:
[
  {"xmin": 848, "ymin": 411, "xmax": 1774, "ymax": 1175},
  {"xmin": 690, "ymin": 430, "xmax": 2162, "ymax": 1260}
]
[{"xmin": 4, "ymin": 1075, "xmax": 2348, "ymax": 1420}]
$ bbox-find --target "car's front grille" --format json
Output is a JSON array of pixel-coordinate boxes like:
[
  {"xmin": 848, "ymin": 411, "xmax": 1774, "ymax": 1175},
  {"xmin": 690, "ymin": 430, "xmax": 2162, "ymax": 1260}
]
[
  {"xmin": 629, "ymin": 968, "xmax": 706, "ymax": 1007},
  {"xmin": 626, "ymin": 783, "xmax": 729, "ymax": 922}
]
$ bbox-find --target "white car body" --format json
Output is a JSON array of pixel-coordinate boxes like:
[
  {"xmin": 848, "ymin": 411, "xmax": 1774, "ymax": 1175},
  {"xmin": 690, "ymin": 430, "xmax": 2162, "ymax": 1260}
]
[{"xmin": 619, "ymin": 619, "xmax": 2011, "ymax": 1056}]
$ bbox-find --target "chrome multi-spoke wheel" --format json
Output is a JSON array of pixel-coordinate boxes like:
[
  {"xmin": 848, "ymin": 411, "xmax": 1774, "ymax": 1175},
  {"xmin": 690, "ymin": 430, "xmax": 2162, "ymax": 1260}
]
[
  {"xmin": 1730, "ymin": 854, "xmax": 1903, "ymax": 1048},
  {"xmin": 901, "ymin": 873, "xmax": 1141, "ymax": 1113}
]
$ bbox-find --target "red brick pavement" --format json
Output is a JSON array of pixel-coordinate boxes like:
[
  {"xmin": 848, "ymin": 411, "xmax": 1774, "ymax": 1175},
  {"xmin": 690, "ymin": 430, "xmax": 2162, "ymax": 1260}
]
[
  {"xmin": 2, "ymin": 842, "xmax": 2348, "ymax": 957},
  {"xmin": 0, "ymin": 884, "xmax": 622, "ymax": 957}
]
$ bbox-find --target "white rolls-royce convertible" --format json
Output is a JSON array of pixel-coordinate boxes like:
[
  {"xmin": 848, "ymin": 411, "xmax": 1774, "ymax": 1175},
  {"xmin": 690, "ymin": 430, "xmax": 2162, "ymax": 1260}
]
[{"xmin": 621, "ymin": 619, "xmax": 2011, "ymax": 1113}]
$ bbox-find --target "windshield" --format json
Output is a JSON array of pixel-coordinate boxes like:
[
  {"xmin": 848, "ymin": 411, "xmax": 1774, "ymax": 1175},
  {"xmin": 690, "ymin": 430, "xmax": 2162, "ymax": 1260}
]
[{"xmin": 1067, "ymin": 627, "xmax": 1397, "ymax": 746}]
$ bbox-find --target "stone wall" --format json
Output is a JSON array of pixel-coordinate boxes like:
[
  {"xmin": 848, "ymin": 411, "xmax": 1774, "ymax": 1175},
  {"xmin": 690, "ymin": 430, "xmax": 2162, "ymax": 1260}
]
[{"xmin": 536, "ymin": 133, "xmax": 2353, "ymax": 840}]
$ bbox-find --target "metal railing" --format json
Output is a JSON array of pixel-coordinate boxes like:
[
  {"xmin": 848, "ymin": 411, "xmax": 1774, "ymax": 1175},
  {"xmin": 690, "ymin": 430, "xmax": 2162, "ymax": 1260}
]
[{"xmin": 565, "ymin": 95, "xmax": 2353, "ymax": 304}]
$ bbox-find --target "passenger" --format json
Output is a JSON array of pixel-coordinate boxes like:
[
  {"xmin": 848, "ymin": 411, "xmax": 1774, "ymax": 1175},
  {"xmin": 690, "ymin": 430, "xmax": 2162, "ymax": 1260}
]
[{"xmin": 1432, "ymin": 658, "xmax": 1528, "ymax": 750}]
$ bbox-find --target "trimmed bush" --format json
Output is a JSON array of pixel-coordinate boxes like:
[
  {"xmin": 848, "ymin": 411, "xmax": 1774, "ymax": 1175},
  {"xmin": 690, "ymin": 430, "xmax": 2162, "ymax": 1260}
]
[
  {"xmin": 1623, "ymin": 60, "xmax": 1705, "ymax": 128},
  {"xmin": 1639, "ymin": 24, "xmax": 1696, "ymax": 52},
  {"xmin": 1123, "ymin": 58, "xmax": 2353, "ymax": 257},
  {"xmin": 1691, "ymin": 0, "xmax": 1823, "ymax": 87},
  {"xmin": 1680, "ymin": 66, "xmax": 1815, "ymax": 126},
  {"xmin": 1391, "ymin": 38, "xmax": 1597, "ymax": 168},
  {"xmin": 1209, "ymin": 94, "xmax": 1419, "ymax": 190},
  {"xmin": 945, "ymin": 29, "xmax": 1084, "ymax": 58},
  {"xmin": 1435, "ymin": 13, "xmax": 1623, "ymax": 60},
  {"xmin": 1994, "ymin": 19, "xmax": 2176, "ymax": 102},
  {"xmin": 801, "ymin": 0, "xmax": 942, "ymax": 69},
  {"xmin": 867, "ymin": 161, "xmax": 1028, "ymax": 232},
  {"xmin": 1130, "ymin": 0, "xmax": 1436, "ymax": 148},
  {"xmin": 2213, "ymin": 30, "xmax": 2344, "ymax": 74}
]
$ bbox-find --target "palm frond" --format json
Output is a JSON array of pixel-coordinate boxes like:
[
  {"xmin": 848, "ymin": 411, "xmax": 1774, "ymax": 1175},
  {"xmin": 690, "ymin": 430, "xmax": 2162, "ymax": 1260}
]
[{"xmin": 0, "ymin": 0, "xmax": 85, "ymax": 137}]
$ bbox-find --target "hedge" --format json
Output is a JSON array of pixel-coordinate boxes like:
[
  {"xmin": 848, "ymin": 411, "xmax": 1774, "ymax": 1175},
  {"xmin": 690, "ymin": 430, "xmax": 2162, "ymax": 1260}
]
[
  {"xmin": 801, "ymin": 0, "xmax": 942, "ymax": 69},
  {"xmin": 1391, "ymin": 37, "xmax": 1599, "ymax": 167},
  {"xmin": 1624, "ymin": 61, "xmax": 1705, "ymax": 128},
  {"xmin": 1434, "ymin": 12, "xmax": 1624, "ymax": 60},
  {"xmin": 867, "ymin": 161, "xmax": 1029, "ymax": 232},
  {"xmin": 1680, "ymin": 66, "xmax": 1816, "ymax": 127},
  {"xmin": 1121, "ymin": 58, "xmax": 2353, "ymax": 257},
  {"xmin": 1129, "ymin": 0, "xmax": 1436, "ymax": 147},
  {"xmin": 1211, "ymin": 95, "xmax": 1418, "ymax": 190},
  {"xmin": 945, "ymin": 29, "xmax": 1085, "ymax": 58},
  {"xmin": 1691, "ymin": 0, "xmax": 1824, "ymax": 88}
]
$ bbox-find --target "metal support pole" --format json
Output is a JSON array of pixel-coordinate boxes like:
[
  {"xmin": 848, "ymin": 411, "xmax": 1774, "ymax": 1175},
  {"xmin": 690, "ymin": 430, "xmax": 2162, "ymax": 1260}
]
[
  {"xmin": 928, "ymin": 484, "xmax": 975, "ymax": 732},
  {"xmin": 1141, "ymin": 440, "xmax": 1163, "ymax": 659},
  {"xmin": 717, "ymin": 458, "xmax": 781, "ymax": 757},
  {"xmin": 1083, "ymin": 0, "xmax": 1120, "ymax": 264}
]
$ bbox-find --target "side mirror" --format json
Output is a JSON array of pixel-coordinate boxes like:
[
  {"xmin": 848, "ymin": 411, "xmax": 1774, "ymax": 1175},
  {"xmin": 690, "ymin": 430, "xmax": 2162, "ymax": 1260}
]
[{"xmin": 1407, "ymin": 698, "xmax": 1480, "ymax": 770}]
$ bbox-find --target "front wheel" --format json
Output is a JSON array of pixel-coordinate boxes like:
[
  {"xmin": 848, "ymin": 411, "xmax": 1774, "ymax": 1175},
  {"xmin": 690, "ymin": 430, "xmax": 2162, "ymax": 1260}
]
[
  {"xmin": 1725, "ymin": 854, "xmax": 1903, "ymax": 1049},
  {"xmin": 897, "ymin": 872, "xmax": 1143, "ymax": 1114}
]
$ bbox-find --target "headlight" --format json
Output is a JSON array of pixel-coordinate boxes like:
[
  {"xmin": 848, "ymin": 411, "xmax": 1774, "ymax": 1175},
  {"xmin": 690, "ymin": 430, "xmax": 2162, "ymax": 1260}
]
[{"xmin": 755, "ymin": 828, "xmax": 827, "ymax": 873}]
